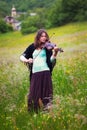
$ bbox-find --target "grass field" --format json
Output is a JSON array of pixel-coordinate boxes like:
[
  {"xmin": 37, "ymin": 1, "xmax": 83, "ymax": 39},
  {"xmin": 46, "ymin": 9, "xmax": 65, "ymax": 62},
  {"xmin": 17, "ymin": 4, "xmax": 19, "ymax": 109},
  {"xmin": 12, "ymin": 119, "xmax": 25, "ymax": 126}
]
[{"xmin": 0, "ymin": 22, "xmax": 87, "ymax": 130}]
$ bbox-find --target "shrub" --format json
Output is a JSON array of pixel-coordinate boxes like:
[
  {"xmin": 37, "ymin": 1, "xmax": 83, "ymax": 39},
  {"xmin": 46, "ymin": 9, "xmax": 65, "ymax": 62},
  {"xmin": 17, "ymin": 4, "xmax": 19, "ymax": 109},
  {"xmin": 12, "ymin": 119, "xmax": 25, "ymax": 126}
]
[
  {"xmin": 0, "ymin": 19, "xmax": 8, "ymax": 33},
  {"xmin": 0, "ymin": 19, "xmax": 13, "ymax": 33},
  {"xmin": 7, "ymin": 24, "xmax": 13, "ymax": 32},
  {"xmin": 21, "ymin": 15, "xmax": 47, "ymax": 35},
  {"xmin": 21, "ymin": 26, "xmax": 37, "ymax": 35}
]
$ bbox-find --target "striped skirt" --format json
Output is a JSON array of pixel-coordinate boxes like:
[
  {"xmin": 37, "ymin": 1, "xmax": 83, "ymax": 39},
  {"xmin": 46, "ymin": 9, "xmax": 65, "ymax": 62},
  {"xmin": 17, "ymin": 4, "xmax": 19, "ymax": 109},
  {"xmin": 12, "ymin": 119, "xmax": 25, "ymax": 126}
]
[{"xmin": 27, "ymin": 70, "xmax": 53, "ymax": 112}]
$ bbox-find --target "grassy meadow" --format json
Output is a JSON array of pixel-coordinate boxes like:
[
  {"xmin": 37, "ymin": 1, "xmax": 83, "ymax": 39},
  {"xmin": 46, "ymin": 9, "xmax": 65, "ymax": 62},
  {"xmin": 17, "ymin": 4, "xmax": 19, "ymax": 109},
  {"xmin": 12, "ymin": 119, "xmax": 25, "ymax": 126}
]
[{"xmin": 0, "ymin": 22, "xmax": 87, "ymax": 130}]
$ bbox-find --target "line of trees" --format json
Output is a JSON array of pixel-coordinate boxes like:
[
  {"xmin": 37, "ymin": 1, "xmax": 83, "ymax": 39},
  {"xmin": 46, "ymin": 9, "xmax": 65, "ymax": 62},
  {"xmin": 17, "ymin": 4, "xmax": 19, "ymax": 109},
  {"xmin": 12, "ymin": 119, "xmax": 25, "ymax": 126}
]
[
  {"xmin": 50, "ymin": 0, "xmax": 87, "ymax": 26},
  {"xmin": 0, "ymin": 0, "xmax": 55, "ymax": 16},
  {"xmin": 0, "ymin": 0, "xmax": 55, "ymax": 34},
  {"xmin": 0, "ymin": 0, "xmax": 87, "ymax": 34},
  {"xmin": 21, "ymin": 0, "xmax": 87, "ymax": 34}
]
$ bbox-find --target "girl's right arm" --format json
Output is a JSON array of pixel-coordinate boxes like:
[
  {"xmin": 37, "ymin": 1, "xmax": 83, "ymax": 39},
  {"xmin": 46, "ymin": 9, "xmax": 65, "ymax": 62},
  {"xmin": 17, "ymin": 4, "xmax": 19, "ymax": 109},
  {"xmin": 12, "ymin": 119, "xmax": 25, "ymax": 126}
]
[{"xmin": 20, "ymin": 55, "xmax": 33, "ymax": 64}]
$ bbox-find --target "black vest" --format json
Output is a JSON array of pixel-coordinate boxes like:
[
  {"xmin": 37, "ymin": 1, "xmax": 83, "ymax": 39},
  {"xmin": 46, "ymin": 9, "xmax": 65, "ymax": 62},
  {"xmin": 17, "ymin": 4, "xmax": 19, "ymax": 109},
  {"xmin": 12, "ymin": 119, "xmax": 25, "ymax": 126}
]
[{"xmin": 23, "ymin": 43, "xmax": 56, "ymax": 80}]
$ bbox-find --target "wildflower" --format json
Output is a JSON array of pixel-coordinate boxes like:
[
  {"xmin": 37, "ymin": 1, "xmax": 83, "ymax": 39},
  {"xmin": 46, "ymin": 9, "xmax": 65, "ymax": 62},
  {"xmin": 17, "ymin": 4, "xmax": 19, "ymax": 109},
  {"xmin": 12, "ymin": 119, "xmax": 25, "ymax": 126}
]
[
  {"xmin": 74, "ymin": 114, "xmax": 87, "ymax": 125},
  {"xmin": 58, "ymin": 117, "xmax": 61, "ymax": 120},
  {"xmin": 33, "ymin": 113, "xmax": 37, "ymax": 118}
]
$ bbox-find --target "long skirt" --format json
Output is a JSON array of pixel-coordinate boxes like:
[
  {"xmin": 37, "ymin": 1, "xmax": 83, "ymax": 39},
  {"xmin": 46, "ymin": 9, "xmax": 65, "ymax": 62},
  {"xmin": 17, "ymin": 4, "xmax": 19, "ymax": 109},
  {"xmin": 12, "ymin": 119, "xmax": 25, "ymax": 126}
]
[{"xmin": 28, "ymin": 70, "xmax": 53, "ymax": 112}]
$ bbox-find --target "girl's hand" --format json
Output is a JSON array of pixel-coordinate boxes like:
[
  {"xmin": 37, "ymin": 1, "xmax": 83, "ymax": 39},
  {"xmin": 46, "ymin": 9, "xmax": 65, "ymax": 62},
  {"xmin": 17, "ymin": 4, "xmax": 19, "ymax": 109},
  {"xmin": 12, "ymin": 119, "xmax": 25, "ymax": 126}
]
[
  {"xmin": 27, "ymin": 58, "xmax": 33, "ymax": 63},
  {"xmin": 53, "ymin": 46, "xmax": 59, "ymax": 57}
]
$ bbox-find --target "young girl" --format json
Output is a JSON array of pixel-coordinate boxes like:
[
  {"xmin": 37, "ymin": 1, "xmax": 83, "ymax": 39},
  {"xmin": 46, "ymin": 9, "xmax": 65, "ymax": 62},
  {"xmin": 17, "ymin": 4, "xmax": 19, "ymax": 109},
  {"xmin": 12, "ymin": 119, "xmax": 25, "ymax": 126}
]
[{"xmin": 20, "ymin": 29, "xmax": 59, "ymax": 112}]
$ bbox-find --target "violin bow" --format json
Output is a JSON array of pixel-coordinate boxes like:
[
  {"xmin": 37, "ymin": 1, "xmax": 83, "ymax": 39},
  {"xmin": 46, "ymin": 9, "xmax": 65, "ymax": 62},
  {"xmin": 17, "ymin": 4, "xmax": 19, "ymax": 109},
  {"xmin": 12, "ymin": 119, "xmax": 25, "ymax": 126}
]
[{"xmin": 49, "ymin": 33, "xmax": 64, "ymax": 53}]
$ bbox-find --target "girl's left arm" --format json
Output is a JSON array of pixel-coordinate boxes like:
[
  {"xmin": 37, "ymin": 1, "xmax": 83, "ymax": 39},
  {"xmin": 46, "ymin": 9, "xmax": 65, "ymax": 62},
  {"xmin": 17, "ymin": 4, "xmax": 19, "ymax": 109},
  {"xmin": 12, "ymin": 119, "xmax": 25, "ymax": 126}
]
[{"xmin": 50, "ymin": 46, "xmax": 59, "ymax": 62}]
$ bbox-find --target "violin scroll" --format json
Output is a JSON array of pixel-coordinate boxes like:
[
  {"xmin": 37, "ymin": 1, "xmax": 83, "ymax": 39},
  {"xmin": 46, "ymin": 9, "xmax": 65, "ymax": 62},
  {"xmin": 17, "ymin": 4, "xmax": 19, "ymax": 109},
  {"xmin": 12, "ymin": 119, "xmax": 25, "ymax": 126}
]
[{"xmin": 58, "ymin": 48, "xmax": 64, "ymax": 53}]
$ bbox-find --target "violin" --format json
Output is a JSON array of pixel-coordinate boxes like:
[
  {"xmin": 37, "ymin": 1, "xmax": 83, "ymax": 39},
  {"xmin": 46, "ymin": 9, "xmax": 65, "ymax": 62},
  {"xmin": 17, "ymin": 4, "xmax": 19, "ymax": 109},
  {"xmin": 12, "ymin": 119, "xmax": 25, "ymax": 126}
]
[{"xmin": 44, "ymin": 42, "xmax": 64, "ymax": 53}]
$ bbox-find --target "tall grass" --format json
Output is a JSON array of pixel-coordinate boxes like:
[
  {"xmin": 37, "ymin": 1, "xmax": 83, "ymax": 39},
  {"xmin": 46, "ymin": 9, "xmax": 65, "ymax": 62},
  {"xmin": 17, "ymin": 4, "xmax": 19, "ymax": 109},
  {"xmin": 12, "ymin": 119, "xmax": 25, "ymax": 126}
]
[{"xmin": 0, "ymin": 22, "xmax": 87, "ymax": 130}]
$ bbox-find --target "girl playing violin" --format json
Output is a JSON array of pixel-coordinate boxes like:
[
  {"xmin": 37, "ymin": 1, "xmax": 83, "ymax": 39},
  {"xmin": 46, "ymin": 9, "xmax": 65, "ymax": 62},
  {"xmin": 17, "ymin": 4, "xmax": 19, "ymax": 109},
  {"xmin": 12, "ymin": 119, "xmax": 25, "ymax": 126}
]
[{"xmin": 20, "ymin": 29, "xmax": 59, "ymax": 112}]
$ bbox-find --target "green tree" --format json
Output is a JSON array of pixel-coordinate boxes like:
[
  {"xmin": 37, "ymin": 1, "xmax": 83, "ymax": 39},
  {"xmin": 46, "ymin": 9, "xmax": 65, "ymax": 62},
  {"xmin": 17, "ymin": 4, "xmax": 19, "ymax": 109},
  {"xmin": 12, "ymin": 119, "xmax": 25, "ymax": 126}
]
[
  {"xmin": 0, "ymin": 1, "xmax": 9, "ymax": 18},
  {"xmin": 62, "ymin": 0, "xmax": 87, "ymax": 22},
  {"xmin": 48, "ymin": 0, "xmax": 64, "ymax": 26},
  {"xmin": 21, "ymin": 9, "xmax": 49, "ymax": 35},
  {"xmin": 0, "ymin": 19, "xmax": 13, "ymax": 33},
  {"xmin": 48, "ymin": 0, "xmax": 87, "ymax": 27}
]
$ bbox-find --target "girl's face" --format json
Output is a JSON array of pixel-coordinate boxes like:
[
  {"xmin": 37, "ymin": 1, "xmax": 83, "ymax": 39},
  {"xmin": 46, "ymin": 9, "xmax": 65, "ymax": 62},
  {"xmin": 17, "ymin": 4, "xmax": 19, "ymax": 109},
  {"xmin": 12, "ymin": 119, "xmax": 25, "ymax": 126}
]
[{"xmin": 39, "ymin": 32, "xmax": 47, "ymax": 43}]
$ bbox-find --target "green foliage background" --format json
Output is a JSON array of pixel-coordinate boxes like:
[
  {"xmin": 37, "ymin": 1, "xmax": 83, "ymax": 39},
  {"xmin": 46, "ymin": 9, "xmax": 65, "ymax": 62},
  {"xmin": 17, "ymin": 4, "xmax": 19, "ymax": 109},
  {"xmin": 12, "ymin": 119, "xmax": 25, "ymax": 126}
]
[{"xmin": 0, "ymin": 0, "xmax": 87, "ymax": 34}]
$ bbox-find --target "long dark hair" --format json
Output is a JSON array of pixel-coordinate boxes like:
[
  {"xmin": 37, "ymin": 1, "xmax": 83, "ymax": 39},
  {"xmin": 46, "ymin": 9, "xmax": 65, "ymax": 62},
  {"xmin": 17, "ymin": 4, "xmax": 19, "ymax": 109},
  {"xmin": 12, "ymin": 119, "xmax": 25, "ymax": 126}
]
[{"xmin": 34, "ymin": 29, "xmax": 49, "ymax": 48}]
